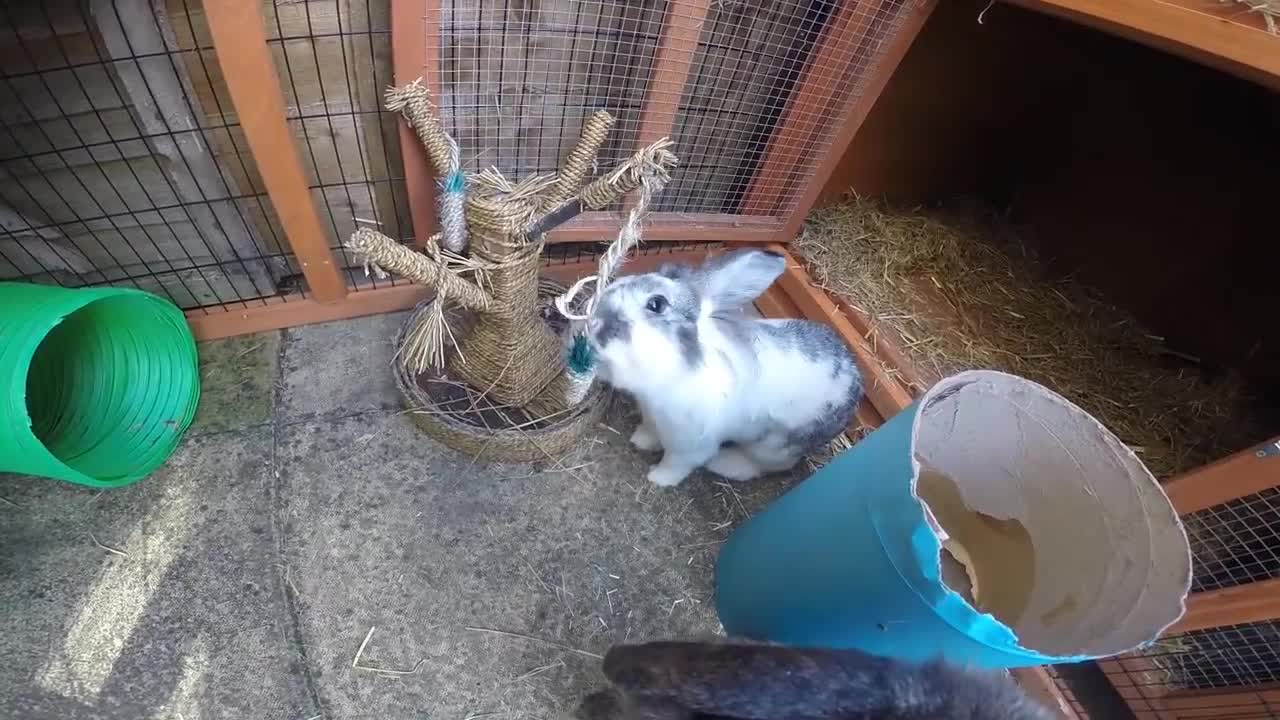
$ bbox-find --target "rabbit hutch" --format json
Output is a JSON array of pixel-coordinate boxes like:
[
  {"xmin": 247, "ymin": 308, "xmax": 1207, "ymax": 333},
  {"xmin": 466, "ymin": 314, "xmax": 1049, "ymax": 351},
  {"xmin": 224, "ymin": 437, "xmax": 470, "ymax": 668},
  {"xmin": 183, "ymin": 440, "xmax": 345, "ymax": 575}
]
[
  {"xmin": 798, "ymin": 0, "xmax": 1280, "ymax": 718},
  {"xmin": 1, "ymin": 0, "xmax": 1277, "ymax": 716}
]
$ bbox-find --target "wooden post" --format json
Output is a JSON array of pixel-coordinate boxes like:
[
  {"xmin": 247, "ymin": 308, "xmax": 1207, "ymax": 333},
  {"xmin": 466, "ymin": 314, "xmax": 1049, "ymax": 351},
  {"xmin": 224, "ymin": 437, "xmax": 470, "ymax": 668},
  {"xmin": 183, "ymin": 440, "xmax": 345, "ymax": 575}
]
[
  {"xmin": 1170, "ymin": 577, "xmax": 1280, "ymax": 635},
  {"xmin": 1165, "ymin": 436, "xmax": 1280, "ymax": 515},
  {"xmin": 392, "ymin": 0, "xmax": 439, "ymax": 246},
  {"xmin": 766, "ymin": 0, "xmax": 938, "ymax": 243},
  {"xmin": 204, "ymin": 0, "xmax": 348, "ymax": 302},
  {"xmin": 741, "ymin": 0, "xmax": 880, "ymax": 216},
  {"xmin": 634, "ymin": 0, "xmax": 714, "ymax": 150}
]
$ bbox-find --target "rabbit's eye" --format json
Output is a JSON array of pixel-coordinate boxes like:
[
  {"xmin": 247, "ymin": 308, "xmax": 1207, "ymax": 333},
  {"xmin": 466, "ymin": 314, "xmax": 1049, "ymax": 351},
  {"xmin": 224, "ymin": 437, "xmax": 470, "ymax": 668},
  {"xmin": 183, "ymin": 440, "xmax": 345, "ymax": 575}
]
[{"xmin": 645, "ymin": 295, "xmax": 669, "ymax": 314}]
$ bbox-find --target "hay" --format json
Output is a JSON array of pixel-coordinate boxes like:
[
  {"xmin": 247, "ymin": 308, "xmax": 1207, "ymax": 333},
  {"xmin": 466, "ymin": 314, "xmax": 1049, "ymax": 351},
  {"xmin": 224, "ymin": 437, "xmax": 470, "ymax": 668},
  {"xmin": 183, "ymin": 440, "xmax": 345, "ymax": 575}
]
[{"xmin": 795, "ymin": 197, "xmax": 1262, "ymax": 479}]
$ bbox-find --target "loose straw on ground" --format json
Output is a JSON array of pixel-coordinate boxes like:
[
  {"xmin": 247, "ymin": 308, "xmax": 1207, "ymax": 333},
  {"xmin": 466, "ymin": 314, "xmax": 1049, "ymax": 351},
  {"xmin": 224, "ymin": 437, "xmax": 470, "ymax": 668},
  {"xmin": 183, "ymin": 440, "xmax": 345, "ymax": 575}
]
[
  {"xmin": 464, "ymin": 626, "xmax": 602, "ymax": 659},
  {"xmin": 352, "ymin": 626, "xmax": 426, "ymax": 677}
]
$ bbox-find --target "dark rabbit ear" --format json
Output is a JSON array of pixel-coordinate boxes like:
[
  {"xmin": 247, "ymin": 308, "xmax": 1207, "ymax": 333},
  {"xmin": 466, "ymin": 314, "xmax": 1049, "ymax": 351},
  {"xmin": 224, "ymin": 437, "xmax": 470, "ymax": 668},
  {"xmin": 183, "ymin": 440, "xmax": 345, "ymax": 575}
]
[{"xmin": 602, "ymin": 642, "xmax": 1052, "ymax": 720}]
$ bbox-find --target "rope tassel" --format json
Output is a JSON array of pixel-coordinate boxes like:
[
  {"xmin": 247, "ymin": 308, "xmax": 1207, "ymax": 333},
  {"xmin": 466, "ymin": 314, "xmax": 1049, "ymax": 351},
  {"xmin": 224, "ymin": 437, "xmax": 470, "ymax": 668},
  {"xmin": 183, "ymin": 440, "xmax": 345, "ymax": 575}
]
[{"xmin": 554, "ymin": 141, "xmax": 672, "ymax": 405}]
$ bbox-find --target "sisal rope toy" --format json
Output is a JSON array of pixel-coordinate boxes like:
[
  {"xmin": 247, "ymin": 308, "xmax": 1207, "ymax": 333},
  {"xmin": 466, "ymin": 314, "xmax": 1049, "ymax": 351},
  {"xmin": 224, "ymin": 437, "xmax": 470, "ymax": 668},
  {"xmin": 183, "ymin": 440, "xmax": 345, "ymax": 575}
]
[{"xmin": 553, "ymin": 155, "xmax": 670, "ymax": 405}]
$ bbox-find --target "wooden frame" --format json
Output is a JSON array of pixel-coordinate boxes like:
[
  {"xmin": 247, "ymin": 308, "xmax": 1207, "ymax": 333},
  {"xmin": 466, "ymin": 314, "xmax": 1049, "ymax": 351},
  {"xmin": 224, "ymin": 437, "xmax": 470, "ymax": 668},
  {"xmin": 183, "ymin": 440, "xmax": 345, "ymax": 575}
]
[
  {"xmin": 203, "ymin": 0, "xmax": 347, "ymax": 303},
  {"xmin": 634, "ymin": 0, "xmax": 714, "ymax": 150},
  {"xmin": 546, "ymin": 213, "xmax": 780, "ymax": 244},
  {"xmin": 186, "ymin": 247, "xmax": 717, "ymax": 341},
  {"xmin": 741, "ymin": 0, "xmax": 881, "ymax": 216},
  {"xmin": 771, "ymin": 0, "xmax": 940, "ymax": 243},
  {"xmin": 1004, "ymin": 0, "xmax": 1280, "ymax": 92},
  {"xmin": 393, "ymin": 0, "xmax": 438, "ymax": 246},
  {"xmin": 1165, "ymin": 436, "xmax": 1280, "ymax": 515}
]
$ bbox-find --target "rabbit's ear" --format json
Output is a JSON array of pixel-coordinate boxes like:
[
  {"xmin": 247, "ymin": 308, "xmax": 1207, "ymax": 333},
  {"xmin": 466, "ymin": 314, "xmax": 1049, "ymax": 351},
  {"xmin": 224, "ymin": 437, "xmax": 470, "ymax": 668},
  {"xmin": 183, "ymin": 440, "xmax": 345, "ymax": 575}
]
[{"xmin": 696, "ymin": 250, "xmax": 785, "ymax": 311}]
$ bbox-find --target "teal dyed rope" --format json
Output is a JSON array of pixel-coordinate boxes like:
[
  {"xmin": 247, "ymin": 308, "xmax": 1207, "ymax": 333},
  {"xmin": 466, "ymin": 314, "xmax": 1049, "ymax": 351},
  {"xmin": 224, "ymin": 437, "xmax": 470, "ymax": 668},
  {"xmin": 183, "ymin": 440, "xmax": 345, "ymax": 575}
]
[
  {"xmin": 443, "ymin": 169, "xmax": 465, "ymax": 193},
  {"xmin": 567, "ymin": 333, "xmax": 595, "ymax": 375}
]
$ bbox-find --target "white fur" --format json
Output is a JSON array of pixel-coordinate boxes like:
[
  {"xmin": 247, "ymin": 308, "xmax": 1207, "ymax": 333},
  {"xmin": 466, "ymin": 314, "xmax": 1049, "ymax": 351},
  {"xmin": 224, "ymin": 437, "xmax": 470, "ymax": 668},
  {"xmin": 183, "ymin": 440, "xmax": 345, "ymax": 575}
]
[{"xmin": 596, "ymin": 306, "xmax": 857, "ymax": 487}]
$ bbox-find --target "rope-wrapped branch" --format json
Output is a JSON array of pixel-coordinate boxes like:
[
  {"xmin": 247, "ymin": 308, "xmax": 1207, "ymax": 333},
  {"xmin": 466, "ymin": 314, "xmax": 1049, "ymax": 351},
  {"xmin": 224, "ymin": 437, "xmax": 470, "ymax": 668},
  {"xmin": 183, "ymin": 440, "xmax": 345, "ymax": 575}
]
[
  {"xmin": 384, "ymin": 79, "xmax": 454, "ymax": 174},
  {"xmin": 541, "ymin": 110, "xmax": 615, "ymax": 210},
  {"xmin": 526, "ymin": 138, "xmax": 679, "ymax": 238},
  {"xmin": 386, "ymin": 79, "xmax": 467, "ymax": 252},
  {"xmin": 348, "ymin": 228, "xmax": 491, "ymax": 311}
]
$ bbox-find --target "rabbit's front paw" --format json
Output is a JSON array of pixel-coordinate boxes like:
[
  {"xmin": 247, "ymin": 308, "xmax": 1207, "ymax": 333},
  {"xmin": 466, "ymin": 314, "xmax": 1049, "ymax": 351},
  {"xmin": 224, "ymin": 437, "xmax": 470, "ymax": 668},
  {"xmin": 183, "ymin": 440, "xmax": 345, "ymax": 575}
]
[
  {"xmin": 630, "ymin": 425, "xmax": 662, "ymax": 452},
  {"xmin": 647, "ymin": 463, "xmax": 688, "ymax": 488}
]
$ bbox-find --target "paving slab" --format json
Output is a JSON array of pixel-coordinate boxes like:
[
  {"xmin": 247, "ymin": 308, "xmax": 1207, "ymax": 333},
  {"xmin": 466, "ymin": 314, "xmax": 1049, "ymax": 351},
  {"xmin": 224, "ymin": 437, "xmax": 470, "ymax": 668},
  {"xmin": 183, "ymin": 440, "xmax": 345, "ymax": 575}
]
[
  {"xmin": 0, "ymin": 428, "xmax": 310, "ymax": 720},
  {"xmin": 274, "ymin": 405, "xmax": 800, "ymax": 720},
  {"xmin": 277, "ymin": 313, "xmax": 407, "ymax": 423}
]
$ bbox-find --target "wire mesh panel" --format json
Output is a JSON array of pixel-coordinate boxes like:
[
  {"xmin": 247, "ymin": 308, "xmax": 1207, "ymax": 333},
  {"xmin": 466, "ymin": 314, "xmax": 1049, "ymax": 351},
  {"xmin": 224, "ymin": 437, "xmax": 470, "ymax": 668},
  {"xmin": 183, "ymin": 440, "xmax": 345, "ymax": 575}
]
[
  {"xmin": 0, "ymin": 0, "xmax": 298, "ymax": 310},
  {"xmin": 1184, "ymin": 487, "xmax": 1280, "ymax": 593},
  {"xmin": 177, "ymin": 0, "xmax": 412, "ymax": 292},
  {"xmin": 428, "ymin": 0, "xmax": 915, "ymax": 217},
  {"xmin": 1098, "ymin": 621, "xmax": 1280, "ymax": 719}
]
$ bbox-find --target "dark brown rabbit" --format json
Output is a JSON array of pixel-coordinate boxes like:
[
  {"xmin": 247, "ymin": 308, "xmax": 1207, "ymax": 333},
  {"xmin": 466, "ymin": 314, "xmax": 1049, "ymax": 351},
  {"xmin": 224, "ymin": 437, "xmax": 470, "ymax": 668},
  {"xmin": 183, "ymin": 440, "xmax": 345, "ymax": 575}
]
[{"xmin": 577, "ymin": 641, "xmax": 1055, "ymax": 720}]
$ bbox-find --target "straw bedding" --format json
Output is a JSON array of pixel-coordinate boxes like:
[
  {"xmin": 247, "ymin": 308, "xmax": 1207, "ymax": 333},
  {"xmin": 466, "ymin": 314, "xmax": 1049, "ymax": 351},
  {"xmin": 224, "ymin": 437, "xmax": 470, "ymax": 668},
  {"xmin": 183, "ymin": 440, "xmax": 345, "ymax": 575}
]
[{"xmin": 794, "ymin": 197, "xmax": 1265, "ymax": 479}]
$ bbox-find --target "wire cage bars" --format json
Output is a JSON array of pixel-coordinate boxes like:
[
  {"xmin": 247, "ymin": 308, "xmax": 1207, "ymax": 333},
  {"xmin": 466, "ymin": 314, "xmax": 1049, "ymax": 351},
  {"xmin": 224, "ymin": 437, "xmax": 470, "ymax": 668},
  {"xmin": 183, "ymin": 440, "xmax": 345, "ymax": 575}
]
[
  {"xmin": 0, "ymin": 0, "xmax": 924, "ymax": 315},
  {"xmin": 1041, "ymin": 439, "xmax": 1280, "ymax": 720}
]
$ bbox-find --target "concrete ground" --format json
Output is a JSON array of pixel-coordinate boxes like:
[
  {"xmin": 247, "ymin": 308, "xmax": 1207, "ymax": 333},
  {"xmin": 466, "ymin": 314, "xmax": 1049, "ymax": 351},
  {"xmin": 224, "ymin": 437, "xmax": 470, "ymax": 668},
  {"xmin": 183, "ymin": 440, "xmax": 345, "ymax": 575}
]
[{"xmin": 0, "ymin": 311, "xmax": 807, "ymax": 720}]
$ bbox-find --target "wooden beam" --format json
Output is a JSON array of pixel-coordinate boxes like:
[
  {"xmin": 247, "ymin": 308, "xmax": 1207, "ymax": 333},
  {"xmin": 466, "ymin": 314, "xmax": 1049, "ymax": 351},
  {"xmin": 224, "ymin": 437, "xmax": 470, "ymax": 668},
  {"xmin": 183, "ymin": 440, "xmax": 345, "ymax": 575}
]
[
  {"xmin": 187, "ymin": 248, "xmax": 718, "ymax": 340},
  {"xmin": 1164, "ymin": 436, "xmax": 1280, "ymax": 514},
  {"xmin": 742, "ymin": 0, "xmax": 880, "ymax": 216},
  {"xmin": 768, "ymin": 244, "xmax": 914, "ymax": 417},
  {"xmin": 775, "ymin": 0, "xmax": 938, "ymax": 243},
  {"xmin": 392, "ymin": 0, "xmax": 438, "ymax": 246},
  {"xmin": 1170, "ymin": 577, "xmax": 1280, "ymax": 634},
  {"xmin": 1004, "ymin": 0, "xmax": 1280, "ymax": 92},
  {"xmin": 204, "ymin": 0, "xmax": 347, "ymax": 302},
  {"xmin": 634, "ymin": 0, "xmax": 714, "ymax": 149},
  {"xmin": 545, "ymin": 213, "xmax": 781, "ymax": 244},
  {"xmin": 187, "ymin": 284, "xmax": 425, "ymax": 340}
]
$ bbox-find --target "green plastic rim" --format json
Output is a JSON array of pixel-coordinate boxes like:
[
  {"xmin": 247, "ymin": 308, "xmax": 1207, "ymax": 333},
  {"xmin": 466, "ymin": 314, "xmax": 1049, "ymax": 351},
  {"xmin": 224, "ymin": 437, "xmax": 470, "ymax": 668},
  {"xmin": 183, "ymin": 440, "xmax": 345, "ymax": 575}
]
[{"xmin": 0, "ymin": 282, "xmax": 201, "ymax": 488}]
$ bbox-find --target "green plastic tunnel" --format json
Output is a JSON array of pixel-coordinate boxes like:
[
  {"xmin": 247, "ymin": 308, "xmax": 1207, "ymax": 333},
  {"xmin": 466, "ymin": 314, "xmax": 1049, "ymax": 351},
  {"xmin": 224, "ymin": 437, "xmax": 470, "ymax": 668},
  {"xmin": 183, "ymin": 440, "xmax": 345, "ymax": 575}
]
[{"xmin": 1, "ymin": 282, "xmax": 200, "ymax": 488}]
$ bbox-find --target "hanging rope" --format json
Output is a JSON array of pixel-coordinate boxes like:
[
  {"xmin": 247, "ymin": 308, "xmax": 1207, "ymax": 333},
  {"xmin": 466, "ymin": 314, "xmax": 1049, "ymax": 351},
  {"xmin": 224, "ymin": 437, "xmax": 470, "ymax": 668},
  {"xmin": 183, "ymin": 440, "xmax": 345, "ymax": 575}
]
[{"xmin": 554, "ymin": 143, "xmax": 671, "ymax": 405}]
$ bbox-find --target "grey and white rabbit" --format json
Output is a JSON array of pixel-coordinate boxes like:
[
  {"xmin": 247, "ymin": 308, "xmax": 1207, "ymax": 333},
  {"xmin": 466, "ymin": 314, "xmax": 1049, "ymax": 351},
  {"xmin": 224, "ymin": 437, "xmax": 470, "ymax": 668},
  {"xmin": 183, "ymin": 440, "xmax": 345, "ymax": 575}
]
[
  {"xmin": 587, "ymin": 249, "xmax": 863, "ymax": 487},
  {"xmin": 578, "ymin": 641, "xmax": 1055, "ymax": 720}
]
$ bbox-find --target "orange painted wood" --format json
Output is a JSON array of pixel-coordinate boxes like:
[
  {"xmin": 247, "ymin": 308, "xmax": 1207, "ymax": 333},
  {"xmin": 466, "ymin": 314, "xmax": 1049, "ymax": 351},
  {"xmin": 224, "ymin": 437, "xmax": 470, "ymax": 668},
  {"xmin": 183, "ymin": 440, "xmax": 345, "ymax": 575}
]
[
  {"xmin": 1164, "ymin": 436, "xmax": 1280, "ymax": 514},
  {"xmin": 1005, "ymin": 0, "xmax": 1280, "ymax": 92},
  {"xmin": 1170, "ymin": 577, "xmax": 1280, "ymax": 634},
  {"xmin": 205, "ymin": 0, "xmax": 347, "ymax": 302},
  {"xmin": 186, "ymin": 249, "xmax": 718, "ymax": 340},
  {"xmin": 754, "ymin": 285, "xmax": 803, "ymax": 320},
  {"xmin": 187, "ymin": 285, "xmax": 427, "ymax": 340},
  {"xmin": 742, "ymin": 0, "xmax": 879, "ymax": 216},
  {"xmin": 393, "ymin": 0, "xmax": 439, "ymax": 245},
  {"xmin": 775, "ymin": 0, "xmax": 939, "ymax": 243},
  {"xmin": 634, "ymin": 0, "xmax": 714, "ymax": 149},
  {"xmin": 546, "ymin": 212, "xmax": 781, "ymax": 244},
  {"xmin": 769, "ymin": 245, "xmax": 914, "ymax": 416},
  {"xmin": 831, "ymin": 293, "xmax": 928, "ymax": 395}
]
